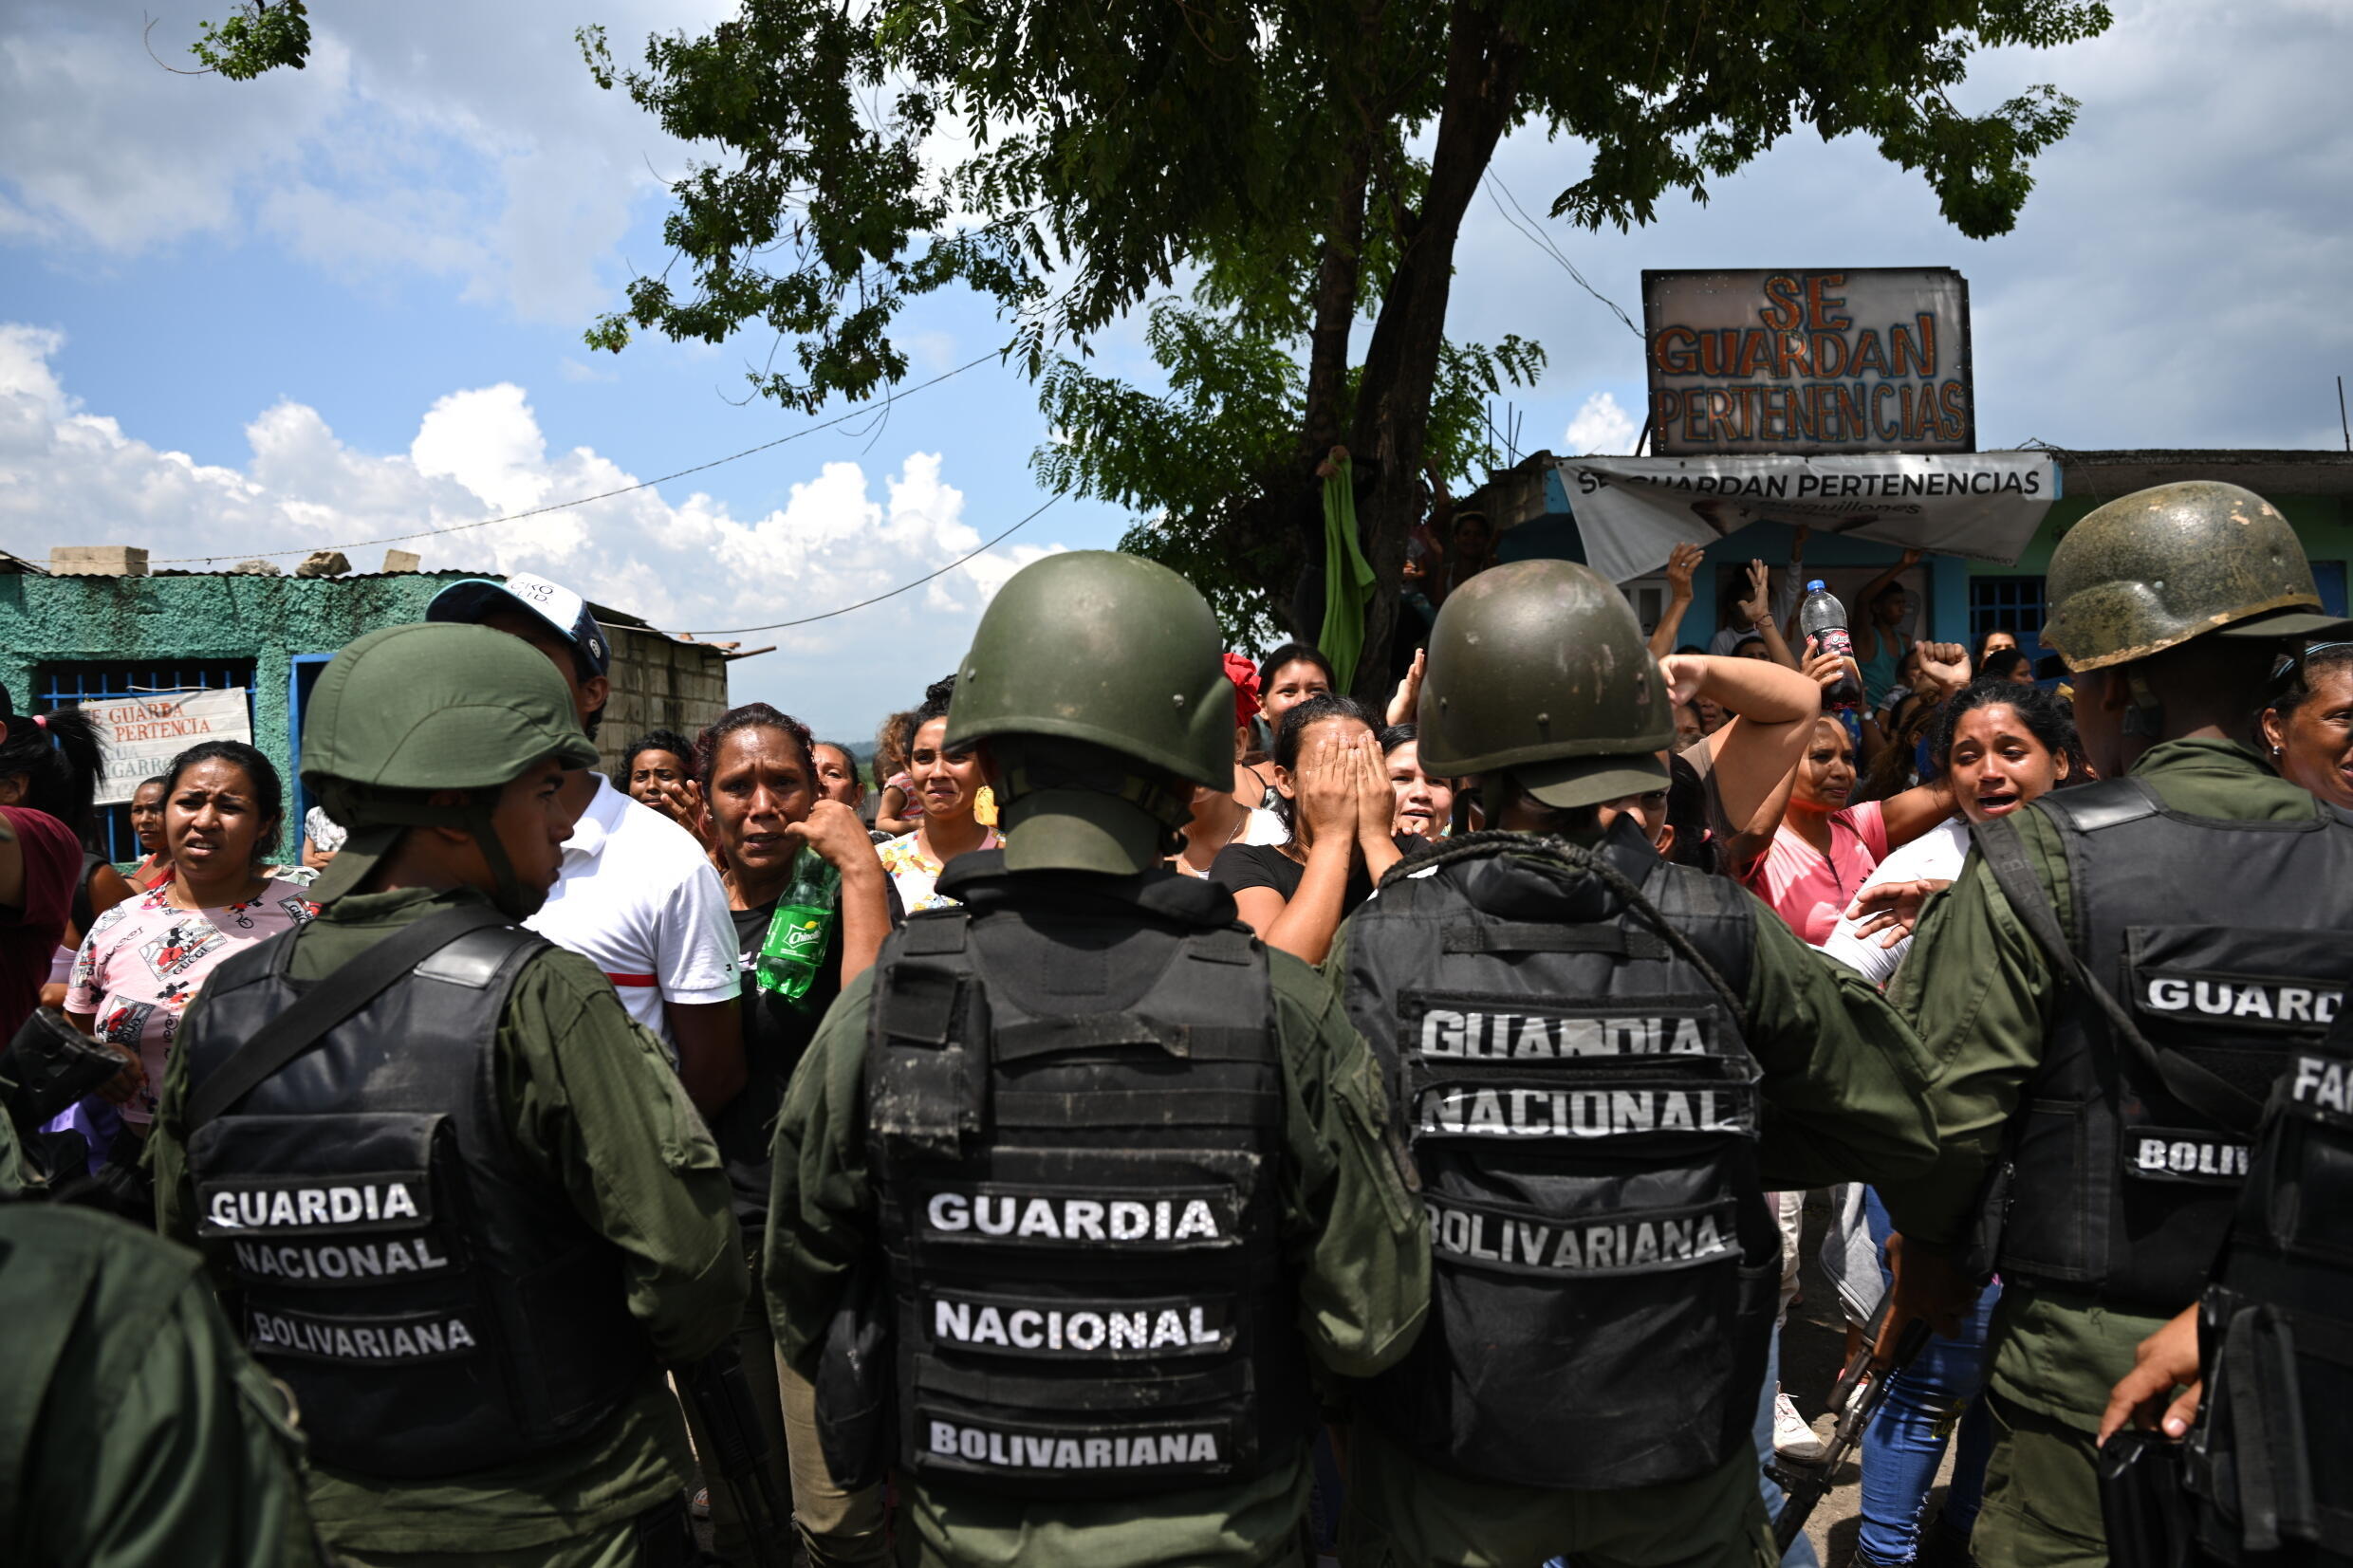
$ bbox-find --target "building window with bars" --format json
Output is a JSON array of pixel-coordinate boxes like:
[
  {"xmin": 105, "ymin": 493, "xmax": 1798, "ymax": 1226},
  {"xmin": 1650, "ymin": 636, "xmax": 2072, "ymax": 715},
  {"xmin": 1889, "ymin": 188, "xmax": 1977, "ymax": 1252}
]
[
  {"xmin": 33, "ymin": 660, "xmax": 259, "ymax": 861},
  {"xmin": 1968, "ymin": 577, "xmax": 2047, "ymax": 667}
]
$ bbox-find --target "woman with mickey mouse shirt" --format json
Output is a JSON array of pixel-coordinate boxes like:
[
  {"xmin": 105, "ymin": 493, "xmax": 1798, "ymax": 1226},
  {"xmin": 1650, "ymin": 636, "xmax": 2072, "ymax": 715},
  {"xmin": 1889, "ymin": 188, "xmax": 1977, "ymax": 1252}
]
[{"xmin": 66, "ymin": 740, "xmax": 314, "ymax": 1131}]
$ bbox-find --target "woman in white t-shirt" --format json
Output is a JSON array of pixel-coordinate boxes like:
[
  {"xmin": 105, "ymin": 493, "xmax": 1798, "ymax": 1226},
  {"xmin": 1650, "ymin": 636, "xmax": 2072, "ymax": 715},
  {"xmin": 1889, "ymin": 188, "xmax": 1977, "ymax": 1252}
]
[{"xmin": 1823, "ymin": 678, "xmax": 2084, "ymax": 985}]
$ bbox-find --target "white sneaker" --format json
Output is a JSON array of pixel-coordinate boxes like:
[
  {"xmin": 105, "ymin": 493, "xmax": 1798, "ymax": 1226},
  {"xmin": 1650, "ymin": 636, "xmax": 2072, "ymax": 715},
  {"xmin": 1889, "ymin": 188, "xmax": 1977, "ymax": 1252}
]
[{"xmin": 1772, "ymin": 1388, "xmax": 1826, "ymax": 1461}]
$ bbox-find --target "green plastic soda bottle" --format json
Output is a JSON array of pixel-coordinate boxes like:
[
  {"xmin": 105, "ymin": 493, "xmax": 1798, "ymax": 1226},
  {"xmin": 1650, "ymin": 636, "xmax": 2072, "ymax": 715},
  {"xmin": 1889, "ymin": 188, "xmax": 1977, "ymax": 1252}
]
[{"xmin": 755, "ymin": 846, "xmax": 840, "ymax": 1004}]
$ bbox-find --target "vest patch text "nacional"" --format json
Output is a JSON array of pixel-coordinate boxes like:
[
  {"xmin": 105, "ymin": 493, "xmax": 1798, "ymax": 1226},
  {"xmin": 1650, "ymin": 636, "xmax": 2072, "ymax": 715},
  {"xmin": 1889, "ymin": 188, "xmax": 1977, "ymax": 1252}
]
[
  {"xmin": 202, "ymin": 1179, "xmax": 424, "ymax": 1235},
  {"xmin": 232, "ymin": 1236, "xmax": 452, "ymax": 1285},
  {"xmin": 2140, "ymin": 975, "xmax": 2342, "ymax": 1024},
  {"xmin": 1417, "ymin": 1009, "xmax": 1711, "ymax": 1061},
  {"xmin": 1430, "ymin": 1199, "xmax": 1736, "ymax": 1275},
  {"xmin": 930, "ymin": 1295, "xmax": 1230, "ymax": 1357},
  {"xmin": 2125, "ymin": 1129, "xmax": 2251, "ymax": 1184},
  {"xmin": 926, "ymin": 1417, "xmax": 1222, "ymax": 1473},
  {"xmin": 249, "ymin": 1308, "xmax": 478, "ymax": 1363},
  {"xmin": 924, "ymin": 1190, "xmax": 1222, "ymax": 1245},
  {"xmin": 1416, "ymin": 1084, "xmax": 1745, "ymax": 1139}
]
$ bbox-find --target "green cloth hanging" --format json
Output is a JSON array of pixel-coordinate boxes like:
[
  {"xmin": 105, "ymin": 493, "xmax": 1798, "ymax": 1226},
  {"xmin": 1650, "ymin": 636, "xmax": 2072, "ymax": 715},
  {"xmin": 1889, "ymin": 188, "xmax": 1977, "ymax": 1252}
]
[{"xmin": 1318, "ymin": 455, "xmax": 1377, "ymax": 692}]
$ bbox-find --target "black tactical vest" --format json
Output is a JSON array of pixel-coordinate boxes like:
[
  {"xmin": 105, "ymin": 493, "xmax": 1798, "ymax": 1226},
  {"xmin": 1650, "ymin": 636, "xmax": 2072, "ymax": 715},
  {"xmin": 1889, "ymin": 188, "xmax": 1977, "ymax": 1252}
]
[
  {"xmin": 1341, "ymin": 825, "xmax": 1773, "ymax": 1491},
  {"xmin": 1993, "ymin": 779, "xmax": 2353, "ymax": 1310},
  {"xmin": 2184, "ymin": 1019, "xmax": 2353, "ymax": 1564},
  {"xmin": 863, "ymin": 896, "xmax": 1309, "ymax": 1500},
  {"xmin": 177, "ymin": 921, "xmax": 652, "ymax": 1477}
]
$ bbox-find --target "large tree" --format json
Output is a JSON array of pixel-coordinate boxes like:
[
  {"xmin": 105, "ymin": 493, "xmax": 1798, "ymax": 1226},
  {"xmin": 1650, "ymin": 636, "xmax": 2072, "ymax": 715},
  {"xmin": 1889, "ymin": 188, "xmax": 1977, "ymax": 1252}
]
[{"xmin": 189, "ymin": 1, "xmax": 2113, "ymax": 687}]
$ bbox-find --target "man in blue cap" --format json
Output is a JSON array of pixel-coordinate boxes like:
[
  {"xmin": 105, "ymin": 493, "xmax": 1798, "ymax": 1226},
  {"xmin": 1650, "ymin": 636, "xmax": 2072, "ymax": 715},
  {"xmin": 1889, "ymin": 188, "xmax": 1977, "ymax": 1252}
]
[{"xmin": 427, "ymin": 572, "xmax": 745, "ymax": 1113}]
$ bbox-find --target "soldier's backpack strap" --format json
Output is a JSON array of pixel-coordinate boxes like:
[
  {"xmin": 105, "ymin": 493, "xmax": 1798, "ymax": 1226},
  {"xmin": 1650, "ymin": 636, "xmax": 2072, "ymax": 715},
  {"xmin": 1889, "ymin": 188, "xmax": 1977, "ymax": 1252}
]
[
  {"xmin": 1970, "ymin": 808, "xmax": 2263, "ymax": 1134},
  {"xmin": 185, "ymin": 904, "xmax": 513, "ymax": 1130},
  {"xmin": 867, "ymin": 908, "xmax": 986, "ymax": 1159}
]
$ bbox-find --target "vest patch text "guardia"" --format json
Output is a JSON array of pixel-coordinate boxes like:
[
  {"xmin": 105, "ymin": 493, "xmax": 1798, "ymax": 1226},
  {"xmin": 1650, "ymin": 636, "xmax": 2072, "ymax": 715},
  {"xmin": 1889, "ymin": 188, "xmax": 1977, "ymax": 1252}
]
[
  {"xmin": 1416, "ymin": 1084, "xmax": 1746, "ymax": 1139},
  {"xmin": 200, "ymin": 1178, "xmax": 425, "ymax": 1235},
  {"xmin": 1417, "ymin": 1009, "xmax": 1711, "ymax": 1061},
  {"xmin": 925, "ymin": 1417, "xmax": 1223, "ymax": 1473},
  {"xmin": 1429, "ymin": 1198, "xmax": 1737, "ymax": 1275},
  {"xmin": 2140, "ymin": 975, "xmax": 2343, "ymax": 1024},
  {"xmin": 923, "ymin": 1190, "xmax": 1224, "ymax": 1245}
]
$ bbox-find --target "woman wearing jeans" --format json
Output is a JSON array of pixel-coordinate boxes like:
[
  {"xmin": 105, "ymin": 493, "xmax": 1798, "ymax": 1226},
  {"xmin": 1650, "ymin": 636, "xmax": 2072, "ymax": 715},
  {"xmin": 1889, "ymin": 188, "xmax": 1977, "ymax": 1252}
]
[{"xmin": 1858, "ymin": 1189, "xmax": 1998, "ymax": 1563}]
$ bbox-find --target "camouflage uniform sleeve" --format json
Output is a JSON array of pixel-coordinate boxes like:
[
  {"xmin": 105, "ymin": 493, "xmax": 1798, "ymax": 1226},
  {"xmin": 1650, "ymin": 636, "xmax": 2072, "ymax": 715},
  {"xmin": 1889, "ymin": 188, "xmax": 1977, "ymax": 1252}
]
[
  {"xmin": 28, "ymin": 1220, "xmax": 325, "ymax": 1568},
  {"xmin": 1875, "ymin": 823, "xmax": 2066, "ymax": 1248},
  {"xmin": 1267, "ymin": 948, "xmax": 1430, "ymax": 1379},
  {"xmin": 148, "ymin": 1000, "xmax": 200, "ymax": 1246},
  {"xmin": 498, "ymin": 946, "xmax": 749, "ymax": 1365},
  {"xmin": 1744, "ymin": 901, "xmax": 1942, "ymax": 1193},
  {"xmin": 764, "ymin": 968, "xmax": 878, "ymax": 1376}
]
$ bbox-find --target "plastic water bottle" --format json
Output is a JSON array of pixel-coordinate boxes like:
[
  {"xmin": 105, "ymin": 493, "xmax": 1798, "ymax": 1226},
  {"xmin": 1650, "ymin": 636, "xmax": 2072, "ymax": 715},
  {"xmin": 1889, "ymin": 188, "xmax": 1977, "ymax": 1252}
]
[
  {"xmin": 755, "ymin": 846, "xmax": 840, "ymax": 1004},
  {"xmin": 1798, "ymin": 581, "xmax": 1863, "ymax": 709}
]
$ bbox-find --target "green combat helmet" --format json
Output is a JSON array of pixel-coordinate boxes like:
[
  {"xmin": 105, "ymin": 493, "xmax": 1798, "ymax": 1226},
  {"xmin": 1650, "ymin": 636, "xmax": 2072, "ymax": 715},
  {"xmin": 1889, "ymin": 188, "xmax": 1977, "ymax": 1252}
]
[
  {"xmin": 949, "ymin": 550, "xmax": 1229, "ymax": 875},
  {"xmin": 300, "ymin": 621, "xmax": 599, "ymax": 915},
  {"xmin": 2041, "ymin": 481, "xmax": 2353, "ymax": 672},
  {"xmin": 1419, "ymin": 559, "xmax": 1675, "ymax": 810}
]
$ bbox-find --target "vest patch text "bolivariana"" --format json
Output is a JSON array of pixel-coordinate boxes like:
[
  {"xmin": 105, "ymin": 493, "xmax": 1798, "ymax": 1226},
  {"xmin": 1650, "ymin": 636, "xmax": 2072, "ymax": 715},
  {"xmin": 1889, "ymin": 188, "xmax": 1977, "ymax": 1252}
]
[
  {"xmin": 204, "ymin": 1179, "xmax": 423, "ymax": 1233},
  {"xmin": 1418, "ymin": 1010, "xmax": 1710, "ymax": 1061},
  {"xmin": 926, "ymin": 1418, "xmax": 1220, "ymax": 1472},
  {"xmin": 2141, "ymin": 976, "xmax": 2342, "ymax": 1024},
  {"xmin": 924, "ymin": 1190, "xmax": 1220, "ymax": 1244},
  {"xmin": 1430, "ymin": 1201, "xmax": 1734, "ymax": 1273},
  {"xmin": 2126, "ymin": 1130, "xmax": 2251, "ymax": 1183},
  {"xmin": 249, "ymin": 1309, "xmax": 477, "ymax": 1362},
  {"xmin": 1416, "ymin": 1084, "xmax": 1743, "ymax": 1138}
]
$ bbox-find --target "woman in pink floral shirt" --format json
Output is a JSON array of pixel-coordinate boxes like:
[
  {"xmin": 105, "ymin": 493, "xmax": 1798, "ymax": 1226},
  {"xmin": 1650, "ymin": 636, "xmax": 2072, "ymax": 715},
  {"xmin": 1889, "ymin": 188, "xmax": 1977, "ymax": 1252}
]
[{"xmin": 66, "ymin": 741, "xmax": 314, "ymax": 1127}]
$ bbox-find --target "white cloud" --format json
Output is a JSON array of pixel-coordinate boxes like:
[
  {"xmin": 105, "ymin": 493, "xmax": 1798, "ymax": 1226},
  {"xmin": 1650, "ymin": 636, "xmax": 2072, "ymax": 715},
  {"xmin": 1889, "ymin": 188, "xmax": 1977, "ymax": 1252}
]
[
  {"xmin": 1563, "ymin": 391, "xmax": 1637, "ymax": 455},
  {"xmin": 0, "ymin": 323, "xmax": 1062, "ymax": 730},
  {"xmin": 0, "ymin": 2, "xmax": 735, "ymax": 322}
]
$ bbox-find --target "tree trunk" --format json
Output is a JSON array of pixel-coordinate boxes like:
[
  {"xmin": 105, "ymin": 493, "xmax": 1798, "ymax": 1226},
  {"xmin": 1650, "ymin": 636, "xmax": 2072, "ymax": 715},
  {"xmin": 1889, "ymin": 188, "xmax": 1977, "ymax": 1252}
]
[{"xmin": 1341, "ymin": 0, "xmax": 1524, "ymax": 701}]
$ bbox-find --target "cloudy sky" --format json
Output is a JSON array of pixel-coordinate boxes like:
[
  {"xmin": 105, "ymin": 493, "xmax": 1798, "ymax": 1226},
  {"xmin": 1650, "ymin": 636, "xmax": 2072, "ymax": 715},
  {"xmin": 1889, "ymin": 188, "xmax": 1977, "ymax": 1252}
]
[{"xmin": 4, "ymin": 0, "xmax": 2348, "ymax": 736}]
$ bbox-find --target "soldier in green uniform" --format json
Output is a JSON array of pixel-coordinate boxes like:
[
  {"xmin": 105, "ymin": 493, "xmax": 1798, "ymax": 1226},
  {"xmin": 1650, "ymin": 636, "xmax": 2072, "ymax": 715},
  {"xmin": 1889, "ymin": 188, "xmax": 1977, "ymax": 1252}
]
[
  {"xmin": 1875, "ymin": 481, "xmax": 2353, "ymax": 1568},
  {"xmin": 0, "ymin": 1114, "xmax": 324, "ymax": 1568},
  {"xmin": 147, "ymin": 622, "xmax": 750, "ymax": 1568},
  {"xmin": 1326, "ymin": 559, "xmax": 1947, "ymax": 1568},
  {"xmin": 764, "ymin": 550, "xmax": 1430, "ymax": 1567}
]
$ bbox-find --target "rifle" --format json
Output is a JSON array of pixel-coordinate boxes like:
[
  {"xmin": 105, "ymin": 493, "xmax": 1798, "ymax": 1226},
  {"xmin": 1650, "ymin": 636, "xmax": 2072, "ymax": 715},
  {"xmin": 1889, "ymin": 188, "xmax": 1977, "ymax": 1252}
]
[
  {"xmin": 1768, "ymin": 1301, "xmax": 1933, "ymax": 1553},
  {"xmin": 676, "ymin": 1341, "xmax": 793, "ymax": 1568}
]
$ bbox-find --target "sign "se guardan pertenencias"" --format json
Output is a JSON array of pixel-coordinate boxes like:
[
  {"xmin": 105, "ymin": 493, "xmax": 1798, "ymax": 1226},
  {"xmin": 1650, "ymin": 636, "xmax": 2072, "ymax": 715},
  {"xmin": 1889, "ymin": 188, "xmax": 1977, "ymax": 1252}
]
[{"xmin": 1641, "ymin": 268, "xmax": 1973, "ymax": 456}]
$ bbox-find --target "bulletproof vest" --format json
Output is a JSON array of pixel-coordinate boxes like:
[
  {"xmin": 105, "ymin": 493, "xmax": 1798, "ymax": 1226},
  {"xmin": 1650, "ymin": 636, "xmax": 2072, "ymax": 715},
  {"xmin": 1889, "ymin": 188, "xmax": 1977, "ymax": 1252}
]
[
  {"xmin": 2184, "ymin": 1019, "xmax": 2353, "ymax": 1564},
  {"xmin": 176, "ymin": 922, "xmax": 652, "ymax": 1477},
  {"xmin": 1340, "ymin": 825, "xmax": 1772, "ymax": 1491},
  {"xmin": 863, "ymin": 898, "xmax": 1309, "ymax": 1500},
  {"xmin": 1996, "ymin": 779, "xmax": 2353, "ymax": 1310}
]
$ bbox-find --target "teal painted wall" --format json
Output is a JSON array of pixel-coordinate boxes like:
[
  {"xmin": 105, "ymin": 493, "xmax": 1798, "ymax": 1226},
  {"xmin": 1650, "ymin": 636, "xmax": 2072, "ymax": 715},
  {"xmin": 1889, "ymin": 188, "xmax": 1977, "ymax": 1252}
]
[{"xmin": 0, "ymin": 571, "xmax": 476, "ymax": 858}]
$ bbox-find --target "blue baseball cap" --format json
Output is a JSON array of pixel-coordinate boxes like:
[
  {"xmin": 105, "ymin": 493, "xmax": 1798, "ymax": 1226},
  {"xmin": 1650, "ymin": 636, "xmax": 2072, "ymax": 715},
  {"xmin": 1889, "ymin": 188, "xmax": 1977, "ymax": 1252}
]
[{"xmin": 426, "ymin": 571, "xmax": 611, "ymax": 675}]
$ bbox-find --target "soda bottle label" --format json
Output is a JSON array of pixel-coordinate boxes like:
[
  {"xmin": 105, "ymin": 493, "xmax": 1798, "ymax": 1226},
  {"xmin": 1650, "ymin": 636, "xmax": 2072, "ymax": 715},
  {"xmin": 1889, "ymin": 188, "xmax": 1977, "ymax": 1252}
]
[
  {"xmin": 1814, "ymin": 625, "xmax": 1855, "ymax": 662},
  {"xmin": 771, "ymin": 913, "xmax": 827, "ymax": 962}
]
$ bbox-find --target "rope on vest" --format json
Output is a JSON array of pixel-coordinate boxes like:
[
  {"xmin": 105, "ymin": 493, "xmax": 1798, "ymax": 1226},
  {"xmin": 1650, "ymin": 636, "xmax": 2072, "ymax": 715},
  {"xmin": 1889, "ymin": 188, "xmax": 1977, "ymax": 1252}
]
[{"xmin": 1380, "ymin": 831, "xmax": 1751, "ymax": 1034}]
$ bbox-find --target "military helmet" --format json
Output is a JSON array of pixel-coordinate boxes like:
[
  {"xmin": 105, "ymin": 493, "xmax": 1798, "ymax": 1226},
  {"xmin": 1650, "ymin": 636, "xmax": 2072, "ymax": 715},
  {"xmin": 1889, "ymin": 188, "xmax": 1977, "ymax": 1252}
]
[
  {"xmin": 2041, "ymin": 481, "xmax": 2353, "ymax": 672},
  {"xmin": 300, "ymin": 622, "xmax": 597, "ymax": 908},
  {"xmin": 1419, "ymin": 559, "xmax": 1674, "ymax": 808},
  {"xmin": 947, "ymin": 550, "xmax": 1231, "ymax": 789}
]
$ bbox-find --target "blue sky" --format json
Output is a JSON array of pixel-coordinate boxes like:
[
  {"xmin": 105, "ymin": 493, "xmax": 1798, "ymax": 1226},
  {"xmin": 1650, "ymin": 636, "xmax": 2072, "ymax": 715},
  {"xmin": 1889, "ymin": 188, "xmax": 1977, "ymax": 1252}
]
[{"xmin": 4, "ymin": 0, "xmax": 2349, "ymax": 737}]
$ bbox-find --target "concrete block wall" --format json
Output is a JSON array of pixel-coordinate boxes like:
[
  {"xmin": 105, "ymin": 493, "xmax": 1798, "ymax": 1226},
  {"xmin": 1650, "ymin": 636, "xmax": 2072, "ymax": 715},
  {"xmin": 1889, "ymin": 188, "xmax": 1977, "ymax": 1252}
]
[{"xmin": 598, "ymin": 623, "xmax": 732, "ymax": 777}]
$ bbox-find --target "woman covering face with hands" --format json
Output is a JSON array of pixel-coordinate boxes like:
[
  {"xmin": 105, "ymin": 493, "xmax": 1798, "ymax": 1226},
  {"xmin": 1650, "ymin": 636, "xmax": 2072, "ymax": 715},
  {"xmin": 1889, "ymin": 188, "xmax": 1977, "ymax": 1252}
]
[{"xmin": 1209, "ymin": 692, "xmax": 1406, "ymax": 963}]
